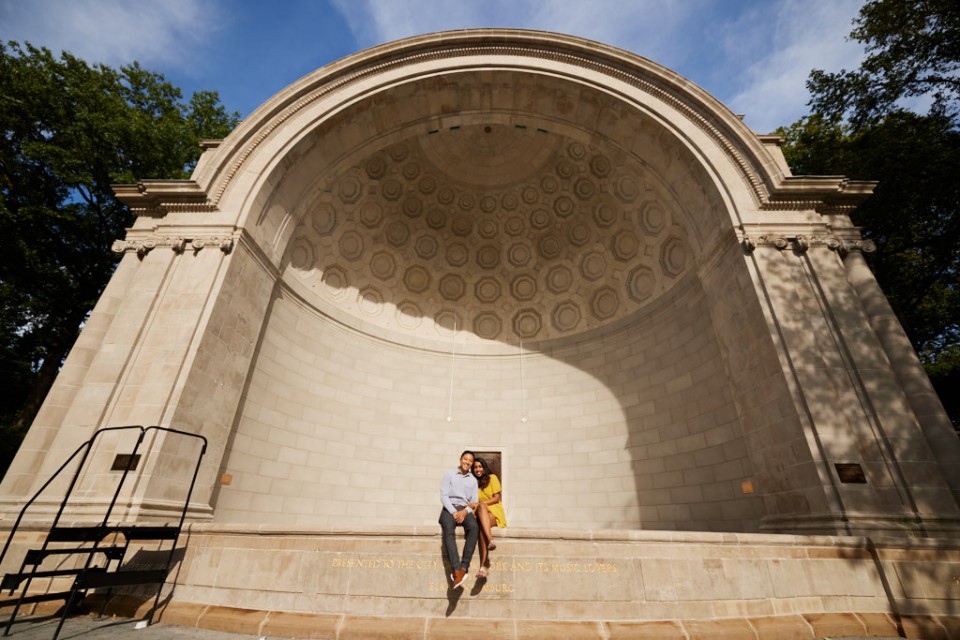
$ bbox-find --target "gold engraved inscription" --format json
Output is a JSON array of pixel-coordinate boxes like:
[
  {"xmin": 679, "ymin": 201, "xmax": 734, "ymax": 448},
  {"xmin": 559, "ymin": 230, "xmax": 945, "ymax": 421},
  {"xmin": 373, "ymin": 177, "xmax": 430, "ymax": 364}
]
[
  {"xmin": 427, "ymin": 582, "xmax": 516, "ymax": 592},
  {"xmin": 328, "ymin": 556, "xmax": 617, "ymax": 574}
]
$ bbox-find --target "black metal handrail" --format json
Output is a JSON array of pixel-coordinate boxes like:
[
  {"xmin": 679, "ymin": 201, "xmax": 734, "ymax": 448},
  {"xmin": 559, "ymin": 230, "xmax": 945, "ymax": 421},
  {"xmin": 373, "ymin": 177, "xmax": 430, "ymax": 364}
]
[
  {"xmin": 0, "ymin": 425, "xmax": 145, "ymax": 569},
  {"xmin": 0, "ymin": 425, "xmax": 207, "ymax": 639}
]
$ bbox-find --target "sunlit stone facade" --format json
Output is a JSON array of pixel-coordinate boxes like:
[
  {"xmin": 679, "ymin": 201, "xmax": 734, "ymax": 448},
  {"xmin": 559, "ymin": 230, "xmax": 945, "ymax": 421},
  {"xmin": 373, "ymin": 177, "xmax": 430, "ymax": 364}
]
[{"xmin": 2, "ymin": 29, "xmax": 959, "ymax": 636}]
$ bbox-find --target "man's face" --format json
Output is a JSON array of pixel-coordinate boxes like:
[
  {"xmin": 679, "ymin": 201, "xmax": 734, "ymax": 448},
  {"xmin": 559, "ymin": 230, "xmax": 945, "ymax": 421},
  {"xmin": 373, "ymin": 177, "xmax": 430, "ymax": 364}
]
[{"xmin": 459, "ymin": 453, "xmax": 474, "ymax": 474}]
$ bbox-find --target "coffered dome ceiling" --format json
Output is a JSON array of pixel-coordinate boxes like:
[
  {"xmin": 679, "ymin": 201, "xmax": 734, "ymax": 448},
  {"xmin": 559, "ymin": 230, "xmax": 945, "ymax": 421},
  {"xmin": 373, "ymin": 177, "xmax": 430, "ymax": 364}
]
[{"xmin": 283, "ymin": 121, "xmax": 693, "ymax": 349}]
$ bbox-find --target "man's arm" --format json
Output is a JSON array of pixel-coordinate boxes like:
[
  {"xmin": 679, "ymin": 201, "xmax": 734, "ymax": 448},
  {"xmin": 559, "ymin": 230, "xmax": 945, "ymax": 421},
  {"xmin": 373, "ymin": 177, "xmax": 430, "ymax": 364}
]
[{"xmin": 440, "ymin": 470, "xmax": 457, "ymax": 514}]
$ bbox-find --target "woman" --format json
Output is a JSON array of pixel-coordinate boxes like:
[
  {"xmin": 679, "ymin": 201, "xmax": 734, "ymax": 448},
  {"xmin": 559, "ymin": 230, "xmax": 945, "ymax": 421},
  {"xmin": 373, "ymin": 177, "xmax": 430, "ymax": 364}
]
[{"xmin": 469, "ymin": 456, "xmax": 506, "ymax": 577}]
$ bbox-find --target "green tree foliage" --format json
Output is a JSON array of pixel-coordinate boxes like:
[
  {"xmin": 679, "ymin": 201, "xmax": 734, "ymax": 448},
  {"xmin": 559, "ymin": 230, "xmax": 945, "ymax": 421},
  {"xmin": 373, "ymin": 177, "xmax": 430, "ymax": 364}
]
[
  {"xmin": 807, "ymin": 0, "xmax": 959, "ymax": 127},
  {"xmin": 0, "ymin": 42, "xmax": 239, "ymax": 475},
  {"xmin": 779, "ymin": 0, "xmax": 959, "ymax": 426}
]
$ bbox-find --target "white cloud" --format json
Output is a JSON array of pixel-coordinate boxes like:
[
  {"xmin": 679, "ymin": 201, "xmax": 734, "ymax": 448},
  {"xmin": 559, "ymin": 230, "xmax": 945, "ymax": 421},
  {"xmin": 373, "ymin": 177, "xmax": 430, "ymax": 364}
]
[
  {"xmin": 725, "ymin": 0, "xmax": 864, "ymax": 132},
  {"xmin": 0, "ymin": 0, "xmax": 213, "ymax": 69},
  {"xmin": 329, "ymin": 0, "xmax": 703, "ymax": 61},
  {"xmin": 330, "ymin": 0, "xmax": 865, "ymax": 133}
]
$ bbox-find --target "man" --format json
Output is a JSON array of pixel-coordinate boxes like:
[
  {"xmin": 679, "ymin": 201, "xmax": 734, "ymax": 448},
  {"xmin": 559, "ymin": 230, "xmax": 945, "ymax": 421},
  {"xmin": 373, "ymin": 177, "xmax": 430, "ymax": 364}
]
[{"xmin": 439, "ymin": 450, "xmax": 479, "ymax": 589}]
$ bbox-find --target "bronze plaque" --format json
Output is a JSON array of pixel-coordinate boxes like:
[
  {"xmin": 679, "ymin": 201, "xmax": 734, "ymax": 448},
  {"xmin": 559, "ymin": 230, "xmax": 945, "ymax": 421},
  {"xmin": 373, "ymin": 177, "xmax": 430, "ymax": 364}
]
[
  {"xmin": 111, "ymin": 453, "xmax": 141, "ymax": 471},
  {"xmin": 835, "ymin": 463, "xmax": 867, "ymax": 484}
]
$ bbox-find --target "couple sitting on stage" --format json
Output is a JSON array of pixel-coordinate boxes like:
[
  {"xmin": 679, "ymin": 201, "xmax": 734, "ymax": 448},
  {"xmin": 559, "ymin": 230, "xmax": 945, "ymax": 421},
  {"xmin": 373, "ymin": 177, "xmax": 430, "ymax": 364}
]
[{"xmin": 439, "ymin": 450, "xmax": 507, "ymax": 589}]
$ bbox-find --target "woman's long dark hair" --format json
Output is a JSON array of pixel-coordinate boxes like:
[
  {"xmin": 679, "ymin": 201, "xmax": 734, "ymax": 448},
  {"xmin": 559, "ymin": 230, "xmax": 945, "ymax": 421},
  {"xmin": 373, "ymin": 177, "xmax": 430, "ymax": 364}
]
[{"xmin": 473, "ymin": 456, "xmax": 492, "ymax": 490}]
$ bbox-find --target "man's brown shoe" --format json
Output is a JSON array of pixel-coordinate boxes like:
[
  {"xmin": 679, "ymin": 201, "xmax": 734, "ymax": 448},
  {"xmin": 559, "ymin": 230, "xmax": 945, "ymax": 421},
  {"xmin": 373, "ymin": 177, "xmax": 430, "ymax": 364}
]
[{"xmin": 451, "ymin": 568, "xmax": 467, "ymax": 589}]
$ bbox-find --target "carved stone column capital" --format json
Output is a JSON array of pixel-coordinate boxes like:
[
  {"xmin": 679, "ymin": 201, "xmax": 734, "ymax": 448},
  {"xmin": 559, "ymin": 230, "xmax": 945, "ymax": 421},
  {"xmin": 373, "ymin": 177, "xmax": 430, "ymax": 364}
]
[
  {"xmin": 840, "ymin": 238, "xmax": 877, "ymax": 256},
  {"xmin": 741, "ymin": 231, "xmax": 870, "ymax": 256},
  {"xmin": 112, "ymin": 233, "xmax": 236, "ymax": 258}
]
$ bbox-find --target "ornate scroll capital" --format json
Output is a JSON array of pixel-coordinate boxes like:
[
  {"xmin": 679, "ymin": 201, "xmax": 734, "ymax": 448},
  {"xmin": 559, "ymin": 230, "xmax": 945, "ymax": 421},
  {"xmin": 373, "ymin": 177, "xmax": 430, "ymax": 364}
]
[
  {"xmin": 840, "ymin": 238, "xmax": 877, "ymax": 255},
  {"xmin": 740, "ymin": 230, "xmax": 871, "ymax": 255},
  {"xmin": 112, "ymin": 233, "xmax": 236, "ymax": 258}
]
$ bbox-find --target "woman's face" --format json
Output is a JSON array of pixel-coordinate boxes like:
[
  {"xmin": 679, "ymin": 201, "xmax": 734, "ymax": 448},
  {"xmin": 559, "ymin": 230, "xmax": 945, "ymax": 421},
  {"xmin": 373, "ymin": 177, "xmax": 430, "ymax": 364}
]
[{"xmin": 473, "ymin": 461, "xmax": 485, "ymax": 477}]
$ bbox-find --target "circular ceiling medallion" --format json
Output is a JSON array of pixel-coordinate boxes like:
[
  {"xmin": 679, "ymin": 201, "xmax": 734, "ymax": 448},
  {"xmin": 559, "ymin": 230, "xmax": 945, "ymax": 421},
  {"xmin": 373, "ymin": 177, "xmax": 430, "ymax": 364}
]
[
  {"xmin": 418, "ymin": 176, "xmax": 437, "ymax": 194},
  {"xmin": 475, "ymin": 277, "xmax": 502, "ymax": 303},
  {"xmin": 580, "ymin": 251, "xmax": 607, "ymax": 281},
  {"xmin": 510, "ymin": 274, "xmax": 538, "ymax": 301},
  {"xmin": 612, "ymin": 230, "xmax": 640, "ymax": 261},
  {"xmin": 321, "ymin": 264, "xmax": 348, "ymax": 294},
  {"xmin": 339, "ymin": 175, "xmax": 362, "ymax": 203},
  {"xmin": 370, "ymin": 251, "xmax": 396, "ymax": 280},
  {"xmin": 396, "ymin": 301, "xmax": 422, "ymax": 329},
  {"xmin": 473, "ymin": 313, "xmax": 502, "ymax": 340},
  {"xmin": 660, "ymin": 236, "xmax": 688, "ymax": 278},
  {"xmin": 386, "ymin": 221, "xmax": 410, "ymax": 246},
  {"xmin": 284, "ymin": 125, "xmax": 694, "ymax": 348},
  {"xmin": 338, "ymin": 231, "xmax": 364, "ymax": 261},
  {"xmin": 312, "ymin": 203, "xmax": 336, "ymax": 236},
  {"xmin": 553, "ymin": 195, "xmax": 575, "ymax": 218},
  {"xmin": 614, "ymin": 175, "xmax": 640, "ymax": 202},
  {"xmin": 627, "ymin": 266, "xmax": 656, "ymax": 302},
  {"xmin": 425, "ymin": 209, "xmax": 446, "ymax": 229},
  {"xmin": 552, "ymin": 301, "xmax": 581, "ymax": 332},
  {"xmin": 404, "ymin": 265, "xmax": 431, "ymax": 293},
  {"xmin": 415, "ymin": 234, "xmax": 439, "ymax": 259},
  {"xmin": 505, "ymin": 216, "xmax": 525, "ymax": 236},
  {"xmin": 445, "ymin": 243, "xmax": 469, "ymax": 267},
  {"xmin": 439, "ymin": 274, "xmax": 466, "ymax": 301},
  {"xmin": 546, "ymin": 265, "xmax": 573, "ymax": 293},
  {"xmin": 365, "ymin": 155, "xmax": 387, "ymax": 180},
  {"xmin": 591, "ymin": 287, "xmax": 619, "ymax": 319},
  {"xmin": 290, "ymin": 240, "xmax": 315, "ymax": 271},
  {"xmin": 402, "ymin": 196, "xmax": 422, "ymax": 217},
  {"xmin": 538, "ymin": 234, "xmax": 563, "ymax": 260},
  {"xmin": 476, "ymin": 245, "xmax": 501, "ymax": 270},
  {"xmin": 567, "ymin": 222, "xmax": 592, "ymax": 246},
  {"xmin": 381, "ymin": 178, "xmax": 403, "ymax": 200},
  {"xmin": 639, "ymin": 202, "xmax": 667, "ymax": 235},
  {"xmin": 513, "ymin": 308, "xmax": 542, "ymax": 338},
  {"xmin": 358, "ymin": 287, "xmax": 383, "ymax": 315},
  {"xmin": 590, "ymin": 155, "xmax": 612, "ymax": 178},
  {"xmin": 508, "ymin": 243, "xmax": 533, "ymax": 268},
  {"xmin": 360, "ymin": 202, "xmax": 383, "ymax": 228},
  {"xmin": 478, "ymin": 219, "xmax": 499, "ymax": 239}
]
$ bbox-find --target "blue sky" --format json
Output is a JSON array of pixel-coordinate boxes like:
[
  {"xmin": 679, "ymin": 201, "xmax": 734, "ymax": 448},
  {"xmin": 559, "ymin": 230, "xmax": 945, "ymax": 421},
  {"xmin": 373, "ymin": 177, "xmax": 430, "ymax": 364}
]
[{"xmin": 0, "ymin": 0, "xmax": 866, "ymax": 133}]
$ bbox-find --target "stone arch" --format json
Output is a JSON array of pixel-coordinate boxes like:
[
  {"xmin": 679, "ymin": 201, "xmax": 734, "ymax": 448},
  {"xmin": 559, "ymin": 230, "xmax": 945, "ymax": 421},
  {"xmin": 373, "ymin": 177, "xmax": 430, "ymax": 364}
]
[{"xmin": 12, "ymin": 30, "xmax": 955, "ymax": 541}]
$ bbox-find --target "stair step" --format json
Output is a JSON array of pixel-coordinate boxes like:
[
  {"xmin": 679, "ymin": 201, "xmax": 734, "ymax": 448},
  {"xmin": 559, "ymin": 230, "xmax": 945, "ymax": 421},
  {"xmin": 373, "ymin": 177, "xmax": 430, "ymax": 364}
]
[
  {"xmin": 2, "ymin": 568, "xmax": 104, "ymax": 590},
  {"xmin": 46, "ymin": 524, "xmax": 180, "ymax": 543},
  {"xmin": 24, "ymin": 546, "xmax": 126, "ymax": 565},
  {"xmin": 115, "ymin": 525, "xmax": 180, "ymax": 541},
  {"xmin": 46, "ymin": 526, "xmax": 109, "ymax": 543},
  {"xmin": 0, "ymin": 591, "xmax": 72, "ymax": 608},
  {"xmin": 74, "ymin": 569, "xmax": 166, "ymax": 589}
]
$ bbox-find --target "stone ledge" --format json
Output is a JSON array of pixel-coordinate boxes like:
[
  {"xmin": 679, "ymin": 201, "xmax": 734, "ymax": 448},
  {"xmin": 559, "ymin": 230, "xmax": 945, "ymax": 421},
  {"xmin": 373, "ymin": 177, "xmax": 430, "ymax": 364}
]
[
  {"xmin": 55, "ymin": 608, "xmax": 954, "ymax": 640},
  {"xmin": 176, "ymin": 522, "xmax": 960, "ymax": 552}
]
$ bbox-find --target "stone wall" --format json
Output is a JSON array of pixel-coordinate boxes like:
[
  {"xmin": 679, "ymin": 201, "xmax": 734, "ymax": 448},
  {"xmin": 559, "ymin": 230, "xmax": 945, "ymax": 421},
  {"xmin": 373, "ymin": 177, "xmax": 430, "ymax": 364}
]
[{"xmin": 213, "ymin": 268, "xmax": 765, "ymax": 531}]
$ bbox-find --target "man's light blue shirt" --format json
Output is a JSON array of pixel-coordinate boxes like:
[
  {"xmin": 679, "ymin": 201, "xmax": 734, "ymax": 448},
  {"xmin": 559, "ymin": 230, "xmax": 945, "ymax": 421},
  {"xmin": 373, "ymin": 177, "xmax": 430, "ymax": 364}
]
[{"xmin": 441, "ymin": 468, "xmax": 478, "ymax": 514}]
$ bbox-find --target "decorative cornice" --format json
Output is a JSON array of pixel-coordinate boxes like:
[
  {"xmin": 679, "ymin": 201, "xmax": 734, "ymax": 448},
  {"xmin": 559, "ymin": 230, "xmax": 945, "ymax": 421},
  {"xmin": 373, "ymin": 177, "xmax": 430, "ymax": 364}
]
[
  {"xmin": 760, "ymin": 177, "xmax": 877, "ymax": 213},
  {"xmin": 113, "ymin": 180, "xmax": 217, "ymax": 217}
]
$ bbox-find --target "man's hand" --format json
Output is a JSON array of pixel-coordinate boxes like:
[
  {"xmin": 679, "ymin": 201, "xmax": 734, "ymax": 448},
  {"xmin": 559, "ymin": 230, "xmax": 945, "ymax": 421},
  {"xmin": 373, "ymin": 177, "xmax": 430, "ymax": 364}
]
[{"xmin": 454, "ymin": 509, "xmax": 467, "ymax": 524}]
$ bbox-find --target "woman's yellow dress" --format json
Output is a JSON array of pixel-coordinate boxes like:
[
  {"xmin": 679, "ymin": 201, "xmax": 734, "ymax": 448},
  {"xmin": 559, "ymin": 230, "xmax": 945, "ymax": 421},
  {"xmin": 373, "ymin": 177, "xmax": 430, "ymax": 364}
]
[{"xmin": 479, "ymin": 474, "xmax": 507, "ymax": 528}]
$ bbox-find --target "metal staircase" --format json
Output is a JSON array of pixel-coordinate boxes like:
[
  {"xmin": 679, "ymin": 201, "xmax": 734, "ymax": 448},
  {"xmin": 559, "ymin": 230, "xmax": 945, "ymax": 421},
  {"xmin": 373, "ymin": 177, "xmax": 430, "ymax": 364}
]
[{"xmin": 0, "ymin": 426, "xmax": 207, "ymax": 639}]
